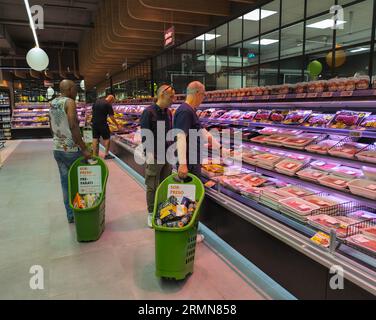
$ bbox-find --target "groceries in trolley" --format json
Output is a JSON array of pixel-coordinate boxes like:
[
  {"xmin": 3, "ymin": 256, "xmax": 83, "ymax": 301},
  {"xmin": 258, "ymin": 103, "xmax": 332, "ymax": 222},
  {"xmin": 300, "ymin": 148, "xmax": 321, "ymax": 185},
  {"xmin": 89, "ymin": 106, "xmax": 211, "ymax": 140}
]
[
  {"xmin": 73, "ymin": 193, "xmax": 101, "ymax": 209},
  {"xmin": 155, "ymin": 196, "xmax": 197, "ymax": 228}
]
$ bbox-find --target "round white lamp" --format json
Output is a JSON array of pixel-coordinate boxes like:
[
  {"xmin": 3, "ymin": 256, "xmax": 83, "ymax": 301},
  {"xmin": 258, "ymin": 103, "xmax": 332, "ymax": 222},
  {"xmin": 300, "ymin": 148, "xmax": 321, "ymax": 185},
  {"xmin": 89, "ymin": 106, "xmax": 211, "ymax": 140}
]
[{"xmin": 26, "ymin": 47, "xmax": 49, "ymax": 71}]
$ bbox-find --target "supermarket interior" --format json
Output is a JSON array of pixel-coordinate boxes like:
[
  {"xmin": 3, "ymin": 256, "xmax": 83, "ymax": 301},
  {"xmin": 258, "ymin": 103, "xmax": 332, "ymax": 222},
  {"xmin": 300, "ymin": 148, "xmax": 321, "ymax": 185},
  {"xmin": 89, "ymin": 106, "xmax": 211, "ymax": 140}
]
[{"xmin": 0, "ymin": 0, "xmax": 376, "ymax": 301}]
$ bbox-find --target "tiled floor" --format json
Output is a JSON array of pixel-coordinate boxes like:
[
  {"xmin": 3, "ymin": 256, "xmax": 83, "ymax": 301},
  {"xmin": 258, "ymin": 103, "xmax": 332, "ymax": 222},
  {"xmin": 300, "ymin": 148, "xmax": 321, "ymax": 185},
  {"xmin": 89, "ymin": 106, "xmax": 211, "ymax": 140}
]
[{"xmin": 0, "ymin": 140, "xmax": 268, "ymax": 300}]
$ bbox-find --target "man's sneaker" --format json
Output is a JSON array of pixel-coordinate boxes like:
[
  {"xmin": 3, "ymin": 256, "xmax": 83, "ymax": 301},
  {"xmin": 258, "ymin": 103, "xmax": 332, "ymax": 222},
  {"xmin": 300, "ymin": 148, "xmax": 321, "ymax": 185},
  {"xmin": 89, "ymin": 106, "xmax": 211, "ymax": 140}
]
[
  {"xmin": 196, "ymin": 233, "xmax": 205, "ymax": 244},
  {"xmin": 147, "ymin": 213, "xmax": 153, "ymax": 228},
  {"xmin": 104, "ymin": 154, "xmax": 115, "ymax": 160},
  {"xmin": 68, "ymin": 217, "xmax": 75, "ymax": 224}
]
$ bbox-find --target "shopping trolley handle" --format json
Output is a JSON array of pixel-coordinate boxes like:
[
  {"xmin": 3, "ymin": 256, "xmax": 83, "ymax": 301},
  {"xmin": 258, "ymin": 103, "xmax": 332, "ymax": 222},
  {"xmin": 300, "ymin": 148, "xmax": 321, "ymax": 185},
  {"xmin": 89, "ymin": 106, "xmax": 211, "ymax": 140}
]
[
  {"xmin": 80, "ymin": 158, "xmax": 98, "ymax": 165},
  {"xmin": 173, "ymin": 175, "xmax": 193, "ymax": 184}
]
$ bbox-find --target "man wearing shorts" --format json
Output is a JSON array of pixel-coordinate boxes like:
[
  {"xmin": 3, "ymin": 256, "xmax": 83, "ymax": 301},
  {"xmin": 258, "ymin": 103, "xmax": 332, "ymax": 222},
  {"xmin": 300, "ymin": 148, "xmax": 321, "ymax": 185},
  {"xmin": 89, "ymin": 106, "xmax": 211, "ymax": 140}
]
[{"xmin": 92, "ymin": 95, "xmax": 121, "ymax": 159}]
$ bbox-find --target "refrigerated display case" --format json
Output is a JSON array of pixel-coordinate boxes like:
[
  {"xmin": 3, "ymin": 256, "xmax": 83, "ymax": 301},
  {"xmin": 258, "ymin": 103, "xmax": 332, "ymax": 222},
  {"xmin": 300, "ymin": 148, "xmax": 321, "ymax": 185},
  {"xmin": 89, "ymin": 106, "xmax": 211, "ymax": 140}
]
[
  {"xmin": 11, "ymin": 103, "xmax": 91, "ymax": 139},
  {"xmin": 107, "ymin": 94, "xmax": 376, "ymax": 299},
  {"xmin": 0, "ymin": 89, "xmax": 12, "ymax": 140}
]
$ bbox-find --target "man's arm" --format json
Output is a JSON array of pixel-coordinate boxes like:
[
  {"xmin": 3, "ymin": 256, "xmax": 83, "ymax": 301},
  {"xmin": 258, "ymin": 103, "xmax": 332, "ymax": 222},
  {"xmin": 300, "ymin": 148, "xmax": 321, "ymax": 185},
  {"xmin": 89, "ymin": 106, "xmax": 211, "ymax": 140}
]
[
  {"xmin": 66, "ymin": 99, "xmax": 90, "ymax": 159},
  {"xmin": 109, "ymin": 115, "xmax": 121, "ymax": 130}
]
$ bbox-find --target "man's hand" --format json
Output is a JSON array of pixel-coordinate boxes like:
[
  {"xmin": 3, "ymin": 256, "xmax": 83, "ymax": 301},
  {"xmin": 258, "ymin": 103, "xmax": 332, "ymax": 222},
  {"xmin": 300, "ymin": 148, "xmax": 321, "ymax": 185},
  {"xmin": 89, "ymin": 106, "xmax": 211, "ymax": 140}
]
[
  {"xmin": 82, "ymin": 149, "xmax": 92, "ymax": 161},
  {"xmin": 178, "ymin": 164, "xmax": 189, "ymax": 179}
]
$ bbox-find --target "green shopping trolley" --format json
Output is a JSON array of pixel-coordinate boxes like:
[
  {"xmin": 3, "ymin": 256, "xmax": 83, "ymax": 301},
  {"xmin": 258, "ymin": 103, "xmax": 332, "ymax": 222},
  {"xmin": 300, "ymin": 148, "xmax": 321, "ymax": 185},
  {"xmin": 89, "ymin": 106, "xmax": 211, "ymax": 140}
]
[
  {"xmin": 68, "ymin": 157, "xmax": 109, "ymax": 242},
  {"xmin": 152, "ymin": 173, "xmax": 205, "ymax": 280}
]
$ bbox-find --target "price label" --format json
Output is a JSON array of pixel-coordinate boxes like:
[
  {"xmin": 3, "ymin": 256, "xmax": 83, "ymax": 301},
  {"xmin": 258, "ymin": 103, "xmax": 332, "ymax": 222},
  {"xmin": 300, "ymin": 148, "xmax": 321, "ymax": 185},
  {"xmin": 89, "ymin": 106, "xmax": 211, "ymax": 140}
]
[
  {"xmin": 311, "ymin": 232, "xmax": 330, "ymax": 248},
  {"xmin": 296, "ymin": 93, "xmax": 307, "ymax": 99},
  {"xmin": 277, "ymin": 94, "xmax": 286, "ymax": 100},
  {"xmin": 226, "ymin": 97, "xmax": 232, "ymax": 102},
  {"xmin": 249, "ymin": 96, "xmax": 256, "ymax": 101},
  {"xmin": 340, "ymin": 91, "xmax": 353, "ymax": 97},
  {"xmin": 349, "ymin": 131, "xmax": 363, "ymax": 138},
  {"xmin": 322, "ymin": 92, "xmax": 334, "ymax": 98},
  {"xmin": 236, "ymin": 96, "xmax": 243, "ymax": 101},
  {"xmin": 204, "ymin": 180, "xmax": 217, "ymax": 188},
  {"xmin": 307, "ymin": 93, "xmax": 318, "ymax": 98},
  {"xmin": 78, "ymin": 166, "xmax": 102, "ymax": 195},
  {"xmin": 262, "ymin": 95, "xmax": 270, "ymax": 100}
]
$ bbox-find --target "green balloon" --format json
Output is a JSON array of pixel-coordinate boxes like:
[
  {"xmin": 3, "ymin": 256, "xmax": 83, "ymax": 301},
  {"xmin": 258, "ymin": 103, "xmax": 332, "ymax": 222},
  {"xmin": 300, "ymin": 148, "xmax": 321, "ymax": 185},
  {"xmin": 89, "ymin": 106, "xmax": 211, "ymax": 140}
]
[{"xmin": 308, "ymin": 60, "xmax": 323, "ymax": 77}]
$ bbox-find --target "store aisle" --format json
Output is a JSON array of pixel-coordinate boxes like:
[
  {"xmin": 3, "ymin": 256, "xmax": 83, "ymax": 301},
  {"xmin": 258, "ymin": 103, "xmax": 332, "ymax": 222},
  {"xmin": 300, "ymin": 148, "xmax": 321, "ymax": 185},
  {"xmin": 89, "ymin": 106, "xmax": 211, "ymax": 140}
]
[{"xmin": 0, "ymin": 140, "xmax": 269, "ymax": 300}]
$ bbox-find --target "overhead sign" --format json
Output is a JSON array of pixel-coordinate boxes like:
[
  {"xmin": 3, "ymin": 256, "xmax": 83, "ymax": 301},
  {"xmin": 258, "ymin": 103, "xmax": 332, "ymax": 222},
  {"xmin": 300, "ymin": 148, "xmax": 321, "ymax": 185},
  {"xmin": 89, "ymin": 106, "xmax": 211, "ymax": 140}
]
[{"xmin": 164, "ymin": 26, "xmax": 175, "ymax": 48}]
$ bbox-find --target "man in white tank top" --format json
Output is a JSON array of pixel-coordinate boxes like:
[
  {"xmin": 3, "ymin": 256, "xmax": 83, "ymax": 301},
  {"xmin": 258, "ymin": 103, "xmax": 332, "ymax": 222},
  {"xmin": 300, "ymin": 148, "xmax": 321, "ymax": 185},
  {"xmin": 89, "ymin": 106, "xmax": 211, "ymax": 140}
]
[{"xmin": 50, "ymin": 80, "xmax": 91, "ymax": 223}]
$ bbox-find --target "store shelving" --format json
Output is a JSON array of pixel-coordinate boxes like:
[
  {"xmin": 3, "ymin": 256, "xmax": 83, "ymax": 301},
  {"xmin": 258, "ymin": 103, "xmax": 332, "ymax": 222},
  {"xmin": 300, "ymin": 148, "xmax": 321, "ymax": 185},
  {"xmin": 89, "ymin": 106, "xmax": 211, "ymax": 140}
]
[
  {"xmin": 0, "ymin": 89, "xmax": 12, "ymax": 140},
  {"xmin": 106, "ymin": 94, "xmax": 376, "ymax": 297}
]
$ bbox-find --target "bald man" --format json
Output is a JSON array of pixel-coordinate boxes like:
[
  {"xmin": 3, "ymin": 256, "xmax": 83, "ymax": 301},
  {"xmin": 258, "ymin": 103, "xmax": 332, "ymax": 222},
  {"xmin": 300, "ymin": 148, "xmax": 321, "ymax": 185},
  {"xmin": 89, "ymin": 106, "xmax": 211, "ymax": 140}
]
[
  {"xmin": 50, "ymin": 80, "xmax": 91, "ymax": 223},
  {"xmin": 92, "ymin": 95, "xmax": 121, "ymax": 159},
  {"xmin": 174, "ymin": 81, "xmax": 226, "ymax": 243},
  {"xmin": 140, "ymin": 84, "xmax": 175, "ymax": 227}
]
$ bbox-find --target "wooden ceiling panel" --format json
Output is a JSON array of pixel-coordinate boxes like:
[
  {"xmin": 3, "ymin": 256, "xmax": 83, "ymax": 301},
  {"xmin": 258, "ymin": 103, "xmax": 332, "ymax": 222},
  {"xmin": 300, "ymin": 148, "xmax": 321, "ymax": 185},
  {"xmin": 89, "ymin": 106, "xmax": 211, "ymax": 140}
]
[{"xmin": 80, "ymin": 0, "xmax": 262, "ymax": 88}]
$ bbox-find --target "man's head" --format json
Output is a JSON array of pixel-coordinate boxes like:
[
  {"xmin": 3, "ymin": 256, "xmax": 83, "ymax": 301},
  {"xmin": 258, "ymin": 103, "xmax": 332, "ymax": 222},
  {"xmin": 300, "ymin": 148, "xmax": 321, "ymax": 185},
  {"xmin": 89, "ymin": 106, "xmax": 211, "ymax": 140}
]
[
  {"xmin": 186, "ymin": 81, "xmax": 206, "ymax": 107},
  {"xmin": 105, "ymin": 95, "xmax": 115, "ymax": 104},
  {"xmin": 156, "ymin": 84, "xmax": 175, "ymax": 108},
  {"xmin": 59, "ymin": 80, "xmax": 77, "ymax": 100}
]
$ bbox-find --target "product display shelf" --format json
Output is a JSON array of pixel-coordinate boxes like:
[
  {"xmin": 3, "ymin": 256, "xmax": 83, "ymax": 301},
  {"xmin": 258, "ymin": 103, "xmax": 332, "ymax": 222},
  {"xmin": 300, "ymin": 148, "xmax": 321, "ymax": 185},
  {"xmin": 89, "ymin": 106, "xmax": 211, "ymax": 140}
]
[
  {"xmin": 203, "ymin": 89, "xmax": 376, "ymax": 104},
  {"xmin": 108, "ymin": 101, "xmax": 376, "ymax": 299},
  {"xmin": 0, "ymin": 89, "xmax": 12, "ymax": 140},
  {"xmin": 239, "ymin": 141, "xmax": 376, "ymax": 170},
  {"xmin": 200, "ymin": 118, "xmax": 376, "ymax": 139}
]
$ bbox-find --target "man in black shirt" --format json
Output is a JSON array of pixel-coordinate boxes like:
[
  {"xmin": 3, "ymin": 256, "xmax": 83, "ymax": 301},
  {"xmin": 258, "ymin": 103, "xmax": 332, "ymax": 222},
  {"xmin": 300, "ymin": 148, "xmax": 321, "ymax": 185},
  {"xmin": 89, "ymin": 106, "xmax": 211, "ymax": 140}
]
[
  {"xmin": 140, "ymin": 85, "xmax": 175, "ymax": 227},
  {"xmin": 92, "ymin": 95, "xmax": 121, "ymax": 160}
]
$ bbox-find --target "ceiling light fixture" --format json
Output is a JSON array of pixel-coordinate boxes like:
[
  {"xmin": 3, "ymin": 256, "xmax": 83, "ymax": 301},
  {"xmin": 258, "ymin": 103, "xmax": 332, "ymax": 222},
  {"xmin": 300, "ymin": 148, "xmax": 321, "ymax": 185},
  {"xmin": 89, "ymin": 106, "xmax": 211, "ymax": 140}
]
[
  {"xmin": 251, "ymin": 39, "xmax": 279, "ymax": 45},
  {"xmin": 350, "ymin": 47, "xmax": 369, "ymax": 53},
  {"xmin": 196, "ymin": 34, "xmax": 221, "ymax": 41},
  {"xmin": 242, "ymin": 9, "xmax": 277, "ymax": 21},
  {"xmin": 307, "ymin": 19, "xmax": 347, "ymax": 29}
]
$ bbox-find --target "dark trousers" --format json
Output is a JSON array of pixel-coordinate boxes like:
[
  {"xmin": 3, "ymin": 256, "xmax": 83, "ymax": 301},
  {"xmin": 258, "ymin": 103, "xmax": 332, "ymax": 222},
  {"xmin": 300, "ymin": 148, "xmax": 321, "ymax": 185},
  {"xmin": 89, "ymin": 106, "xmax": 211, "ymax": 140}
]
[{"xmin": 145, "ymin": 163, "xmax": 172, "ymax": 213}]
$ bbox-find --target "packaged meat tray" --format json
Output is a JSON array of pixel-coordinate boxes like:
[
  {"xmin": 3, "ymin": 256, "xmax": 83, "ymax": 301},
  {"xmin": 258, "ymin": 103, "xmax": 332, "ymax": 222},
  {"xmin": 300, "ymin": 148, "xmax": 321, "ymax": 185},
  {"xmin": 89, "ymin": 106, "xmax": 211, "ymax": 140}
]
[
  {"xmin": 285, "ymin": 153, "xmax": 311, "ymax": 163},
  {"xmin": 311, "ymin": 160, "xmax": 340, "ymax": 172},
  {"xmin": 348, "ymin": 210, "xmax": 376, "ymax": 223},
  {"xmin": 362, "ymin": 227, "xmax": 376, "ymax": 241},
  {"xmin": 359, "ymin": 115, "xmax": 376, "ymax": 131},
  {"xmin": 251, "ymin": 135, "xmax": 270, "ymax": 144},
  {"xmin": 329, "ymin": 110, "xmax": 371, "ymax": 130},
  {"xmin": 269, "ymin": 110, "xmax": 288, "ymax": 123},
  {"xmin": 346, "ymin": 234, "xmax": 376, "ymax": 255},
  {"xmin": 362, "ymin": 166, "xmax": 376, "ymax": 180},
  {"xmin": 347, "ymin": 179, "xmax": 376, "ymax": 200},
  {"xmin": 283, "ymin": 135, "xmax": 320, "ymax": 149},
  {"xmin": 265, "ymin": 135, "xmax": 291, "ymax": 146},
  {"xmin": 297, "ymin": 168, "xmax": 329, "ymax": 181},
  {"xmin": 230, "ymin": 111, "xmax": 245, "ymax": 120},
  {"xmin": 305, "ymin": 139, "xmax": 343, "ymax": 154},
  {"xmin": 318, "ymin": 175, "xmax": 352, "ymax": 190},
  {"xmin": 254, "ymin": 110, "xmax": 272, "ymax": 123},
  {"xmin": 280, "ymin": 185, "xmax": 317, "ymax": 198},
  {"xmin": 279, "ymin": 197, "xmax": 321, "ymax": 216},
  {"xmin": 303, "ymin": 195, "xmax": 348, "ymax": 208},
  {"xmin": 356, "ymin": 150, "xmax": 376, "ymax": 164},
  {"xmin": 330, "ymin": 166, "xmax": 364, "ymax": 179},
  {"xmin": 328, "ymin": 142, "xmax": 368, "ymax": 159},
  {"xmin": 210, "ymin": 110, "xmax": 226, "ymax": 119},
  {"xmin": 241, "ymin": 111, "xmax": 257, "ymax": 121},
  {"xmin": 275, "ymin": 159, "xmax": 305, "ymax": 175},
  {"xmin": 307, "ymin": 215, "xmax": 363, "ymax": 238},
  {"xmin": 240, "ymin": 174, "xmax": 268, "ymax": 187},
  {"xmin": 258, "ymin": 127, "xmax": 280, "ymax": 135},
  {"xmin": 254, "ymin": 153, "xmax": 283, "ymax": 168},
  {"xmin": 283, "ymin": 110, "xmax": 312, "ymax": 125},
  {"xmin": 261, "ymin": 187, "xmax": 298, "ymax": 202},
  {"xmin": 304, "ymin": 114, "xmax": 335, "ymax": 128}
]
